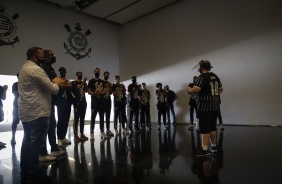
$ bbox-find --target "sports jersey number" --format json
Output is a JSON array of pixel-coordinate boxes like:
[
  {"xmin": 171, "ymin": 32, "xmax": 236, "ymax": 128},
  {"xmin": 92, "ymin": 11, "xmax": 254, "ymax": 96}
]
[{"xmin": 210, "ymin": 81, "xmax": 219, "ymax": 96}]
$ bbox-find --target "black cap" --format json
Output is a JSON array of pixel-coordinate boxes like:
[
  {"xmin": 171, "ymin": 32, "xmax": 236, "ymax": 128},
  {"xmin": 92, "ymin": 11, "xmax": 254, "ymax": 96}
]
[{"xmin": 58, "ymin": 67, "xmax": 66, "ymax": 72}]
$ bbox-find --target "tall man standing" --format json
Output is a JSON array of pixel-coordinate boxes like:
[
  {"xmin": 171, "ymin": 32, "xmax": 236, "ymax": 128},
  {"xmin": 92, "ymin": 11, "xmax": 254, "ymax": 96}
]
[
  {"xmin": 128, "ymin": 76, "xmax": 140, "ymax": 131},
  {"xmin": 56, "ymin": 67, "xmax": 73, "ymax": 146},
  {"xmin": 188, "ymin": 60, "xmax": 223, "ymax": 156},
  {"xmin": 103, "ymin": 71, "xmax": 114, "ymax": 136},
  {"xmin": 11, "ymin": 73, "xmax": 19, "ymax": 144},
  {"xmin": 39, "ymin": 50, "xmax": 66, "ymax": 159},
  {"xmin": 187, "ymin": 76, "xmax": 198, "ymax": 131},
  {"xmin": 72, "ymin": 71, "xmax": 88, "ymax": 142},
  {"xmin": 88, "ymin": 68, "xmax": 108, "ymax": 140},
  {"xmin": 18, "ymin": 47, "xmax": 63, "ymax": 182},
  {"xmin": 164, "ymin": 85, "xmax": 177, "ymax": 125}
]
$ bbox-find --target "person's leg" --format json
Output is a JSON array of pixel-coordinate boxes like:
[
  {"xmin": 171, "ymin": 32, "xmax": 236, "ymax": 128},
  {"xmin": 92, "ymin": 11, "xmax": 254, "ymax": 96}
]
[
  {"xmin": 145, "ymin": 105, "xmax": 150, "ymax": 127},
  {"xmin": 170, "ymin": 103, "xmax": 176, "ymax": 123},
  {"xmin": 134, "ymin": 103, "xmax": 140, "ymax": 129},
  {"xmin": 129, "ymin": 102, "xmax": 134, "ymax": 129},
  {"xmin": 140, "ymin": 106, "xmax": 145, "ymax": 127},
  {"xmin": 166, "ymin": 105, "xmax": 171, "ymax": 123},
  {"xmin": 49, "ymin": 108, "xmax": 58, "ymax": 151},
  {"xmin": 80, "ymin": 101, "xmax": 87, "ymax": 135},
  {"xmin": 73, "ymin": 106, "xmax": 79, "ymax": 137},
  {"xmin": 28, "ymin": 117, "xmax": 50, "ymax": 172},
  {"xmin": 20, "ymin": 122, "xmax": 30, "ymax": 179},
  {"xmin": 11, "ymin": 106, "xmax": 19, "ymax": 143},
  {"xmin": 105, "ymin": 99, "xmax": 111, "ymax": 131},
  {"xmin": 61, "ymin": 102, "xmax": 72, "ymax": 140}
]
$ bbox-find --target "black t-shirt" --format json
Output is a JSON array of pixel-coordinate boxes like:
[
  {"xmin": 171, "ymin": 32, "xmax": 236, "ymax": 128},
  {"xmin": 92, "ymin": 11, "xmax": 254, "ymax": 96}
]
[
  {"xmin": 188, "ymin": 82, "xmax": 197, "ymax": 105},
  {"xmin": 156, "ymin": 89, "xmax": 166, "ymax": 106},
  {"xmin": 71, "ymin": 81, "xmax": 86, "ymax": 104},
  {"xmin": 103, "ymin": 81, "xmax": 112, "ymax": 101},
  {"xmin": 138, "ymin": 89, "xmax": 150, "ymax": 106},
  {"xmin": 128, "ymin": 83, "xmax": 140, "ymax": 103},
  {"xmin": 88, "ymin": 78, "xmax": 105, "ymax": 100},
  {"xmin": 166, "ymin": 90, "xmax": 176, "ymax": 104},
  {"xmin": 194, "ymin": 72, "xmax": 222, "ymax": 111},
  {"xmin": 112, "ymin": 83, "xmax": 126, "ymax": 105},
  {"xmin": 40, "ymin": 62, "xmax": 57, "ymax": 80}
]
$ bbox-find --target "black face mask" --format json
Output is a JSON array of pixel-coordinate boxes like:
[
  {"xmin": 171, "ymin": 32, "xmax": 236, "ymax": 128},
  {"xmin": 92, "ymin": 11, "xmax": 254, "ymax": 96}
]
[
  {"xmin": 132, "ymin": 79, "xmax": 136, "ymax": 84},
  {"xmin": 95, "ymin": 73, "xmax": 100, "ymax": 78},
  {"xmin": 51, "ymin": 56, "xmax": 56, "ymax": 63},
  {"xmin": 104, "ymin": 76, "xmax": 109, "ymax": 80},
  {"xmin": 36, "ymin": 57, "xmax": 44, "ymax": 65},
  {"xmin": 77, "ymin": 75, "xmax": 82, "ymax": 80},
  {"xmin": 60, "ymin": 71, "xmax": 66, "ymax": 78}
]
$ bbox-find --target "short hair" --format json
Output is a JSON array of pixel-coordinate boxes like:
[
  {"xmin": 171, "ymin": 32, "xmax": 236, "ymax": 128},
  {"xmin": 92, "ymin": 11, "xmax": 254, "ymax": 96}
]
[
  {"xmin": 156, "ymin": 82, "xmax": 162, "ymax": 88},
  {"xmin": 94, "ymin": 68, "xmax": 100, "ymax": 72},
  {"xmin": 115, "ymin": 75, "xmax": 120, "ymax": 79},
  {"xmin": 142, "ymin": 83, "xmax": 146, "ymax": 85},
  {"xmin": 132, "ymin": 76, "xmax": 136, "ymax": 79},
  {"xmin": 104, "ymin": 71, "xmax": 110, "ymax": 75},
  {"xmin": 76, "ymin": 71, "xmax": 83, "ymax": 75},
  {"xmin": 199, "ymin": 60, "xmax": 212, "ymax": 71},
  {"xmin": 26, "ymin": 47, "xmax": 42, "ymax": 59}
]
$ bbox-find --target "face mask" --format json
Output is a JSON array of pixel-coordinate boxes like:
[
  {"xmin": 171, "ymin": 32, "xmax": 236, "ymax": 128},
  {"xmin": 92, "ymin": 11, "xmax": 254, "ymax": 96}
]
[
  {"xmin": 36, "ymin": 57, "xmax": 44, "ymax": 65},
  {"xmin": 51, "ymin": 56, "xmax": 56, "ymax": 63},
  {"xmin": 95, "ymin": 73, "xmax": 100, "ymax": 78},
  {"xmin": 132, "ymin": 79, "xmax": 136, "ymax": 84},
  {"xmin": 77, "ymin": 75, "xmax": 82, "ymax": 80},
  {"xmin": 114, "ymin": 79, "xmax": 119, "ymax": 84},
  {"xmin": 60, "ymin": 71, "xmax": 66, "ymax": 78},
  {"xmin": 104, "ymin": 76, "xmax": 109, "ymax": 80}
]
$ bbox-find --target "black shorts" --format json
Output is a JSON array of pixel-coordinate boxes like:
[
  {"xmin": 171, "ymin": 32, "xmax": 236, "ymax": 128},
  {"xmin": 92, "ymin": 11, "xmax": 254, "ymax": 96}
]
[{"xmin": 197, "ymin": 111, "xmax": 217, "ymax": 134}]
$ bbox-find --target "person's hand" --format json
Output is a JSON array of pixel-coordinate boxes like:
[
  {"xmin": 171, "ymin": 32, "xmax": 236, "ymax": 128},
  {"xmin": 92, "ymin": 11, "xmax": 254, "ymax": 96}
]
[{"xmin": 52, "ymin": 77, "xmax": 64, "ymax": 86}]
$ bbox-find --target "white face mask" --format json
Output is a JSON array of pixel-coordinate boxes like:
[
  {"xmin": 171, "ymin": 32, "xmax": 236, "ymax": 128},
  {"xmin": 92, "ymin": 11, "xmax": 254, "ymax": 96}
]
[{"xmin": 114, "ymin": 79, "xmax": 119, "ymax": 84}]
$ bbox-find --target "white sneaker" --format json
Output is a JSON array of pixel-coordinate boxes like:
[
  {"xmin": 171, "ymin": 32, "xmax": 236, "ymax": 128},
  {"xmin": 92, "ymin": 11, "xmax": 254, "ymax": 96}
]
[
  {"xmin": 90, "ymin": 133, "xmax": 95, "ymax": 140},
  {"xmin": 58, "ymin": 139, "xmax": 63, "ymax": 147},
  {"xmin": 115, "ymin": 129, "xmax": 119, "ymax": 135},
  {"xmin": 61, "ymin": 137, "xmax": 71, "ymax": 144},
  {"xmin": 101, "ymin": 132, "xmax": 108, "ymax": 139},
  {"xmin": 51, "ymin": 150, "xmax": 66, "ymax": 157},
  {"xmin": 106, "ymin": 130, "xmax": 114, "ymax": 136},
  {"xmin": 39, "ymin": 155, "xmax": 56, "ymax": 162}
]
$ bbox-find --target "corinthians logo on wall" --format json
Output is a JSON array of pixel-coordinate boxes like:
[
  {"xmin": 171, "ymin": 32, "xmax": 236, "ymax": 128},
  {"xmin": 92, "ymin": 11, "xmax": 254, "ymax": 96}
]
[
  {"xmin": 64, "ymin": 23, "xmax": 92, "ymax": 60},
  {"xmin": 0, "ymin": 5, "xmax": 20, "ymax": 47}
]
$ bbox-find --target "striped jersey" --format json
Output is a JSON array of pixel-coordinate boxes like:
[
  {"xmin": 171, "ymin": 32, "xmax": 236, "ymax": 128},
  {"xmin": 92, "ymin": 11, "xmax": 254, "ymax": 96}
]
[{"xmin": 194, "ymin": 72, "xmax": 222, "ymax": 111}]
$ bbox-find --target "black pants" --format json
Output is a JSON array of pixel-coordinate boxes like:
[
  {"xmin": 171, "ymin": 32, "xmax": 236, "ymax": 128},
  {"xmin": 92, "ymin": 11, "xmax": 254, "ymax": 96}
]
[
  {"xmin": 157, "ymin": 103, "xmax": 166, "ymax": 126},
  {"xmin": 114, "ymin": 102, "xmax": 126, "ymax": 129},
  {"xmin": 41, "ymin": 104, "xmax": 58, "ymax": 155},
  {"xmin": 73, "ymin": 100, "xmax": 87, "ymax": 136},
  {"xmin": 166, "ymin": 103, "xmax": 176, "ymax": 123},
  {"xmin": 56, "ymin": 100, "xmax": 72, "ymax": 140},
  {"xmin": 103, "ymin": 98, "xmax": 111, "ymax": 131},
  {"xmin": 140, "ymin": 105, "xmax": 150, "ymax": 126},
  {"xmin": 91, "ymin": 98, "xmax": 104, "ymax": 133},
  {"xmin": 129, "ymin": 101, "xmax": 140, "ymax": 129},
  {"xmin": 189, "ymin": 101, "xmax": 198, "ymax": 124}
]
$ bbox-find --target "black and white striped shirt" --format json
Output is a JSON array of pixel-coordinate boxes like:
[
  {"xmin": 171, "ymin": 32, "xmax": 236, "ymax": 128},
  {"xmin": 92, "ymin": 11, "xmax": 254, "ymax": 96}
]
[{"xmin": 194, "ymin": 72, "xmax": 222, "ymax": 111}]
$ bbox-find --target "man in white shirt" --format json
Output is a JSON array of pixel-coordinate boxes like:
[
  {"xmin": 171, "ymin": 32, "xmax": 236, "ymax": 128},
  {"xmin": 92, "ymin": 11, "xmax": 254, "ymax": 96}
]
[{"xmin": 18, "ymin": 47, "xmax": 63, "ymax": 182}]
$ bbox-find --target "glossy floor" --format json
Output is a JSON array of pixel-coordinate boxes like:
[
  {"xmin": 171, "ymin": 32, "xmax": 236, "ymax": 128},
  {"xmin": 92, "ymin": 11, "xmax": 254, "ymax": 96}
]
[{"xmin": 0, "ymin": 124, "xmax": 281, "ymax": 184}]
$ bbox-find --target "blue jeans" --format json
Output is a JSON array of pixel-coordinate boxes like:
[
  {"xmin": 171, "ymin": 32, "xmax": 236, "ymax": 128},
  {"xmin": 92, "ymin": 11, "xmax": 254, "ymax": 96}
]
[{"xmin": 20, "ymin": 117, "xmax": 49, "ymax": 175}]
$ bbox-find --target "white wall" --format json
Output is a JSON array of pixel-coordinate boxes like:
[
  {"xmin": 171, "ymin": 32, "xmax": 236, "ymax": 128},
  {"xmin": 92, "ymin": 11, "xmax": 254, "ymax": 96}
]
[
  {"xmin": 120, "ymin": 0, "xmax": 282, "ymax": 125},
  {"xmin": 0, "ymin": 0, "xmax": 120, "ymax": 82}
]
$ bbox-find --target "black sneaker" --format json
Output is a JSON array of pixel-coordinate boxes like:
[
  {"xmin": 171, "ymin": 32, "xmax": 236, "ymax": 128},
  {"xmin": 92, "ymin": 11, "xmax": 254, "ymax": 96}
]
[
  {"xmin": 194, "ymin": 150, "xmax": 211, "ymax": 157},
  {"xmin": 211, "ymin": 146, "xmax": 218, "ymax": 153}
]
